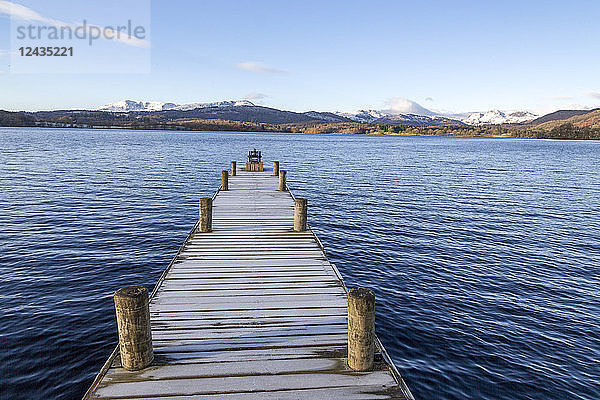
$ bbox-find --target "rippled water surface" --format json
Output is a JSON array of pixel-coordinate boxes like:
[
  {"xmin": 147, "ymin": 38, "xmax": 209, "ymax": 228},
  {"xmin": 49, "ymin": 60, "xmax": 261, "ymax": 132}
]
[{"xmin": 1, "ymin": 128, "xmax": 599, "ymax": 400}]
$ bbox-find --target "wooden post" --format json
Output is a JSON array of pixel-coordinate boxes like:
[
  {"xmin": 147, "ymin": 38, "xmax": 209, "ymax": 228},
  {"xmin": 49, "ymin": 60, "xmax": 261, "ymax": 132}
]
[
  {"xmin": 278, "ymin": 170, "xmax": 287, "ymax": 191},
  {"xmin": 294, "ymin": 198, "xmax": 307, "ymax": 232},
  {"xmin": 222, "ymin": 170, "xmax": 229, "ymax": 191},
  {"xmin": 114, "ymin": 286, "xmax": 153, "ymax": 371},
  {"xmin": 348, "ymin": 288, "xmax": 375, "ymax": 372},
  {"xmin": 199, "ymin": 197, "xmax": 212, "ymax": 232},
  {"xmin": 231, "ymin": 161, "xmax": 236, "ymax": 176},
  {"xmin": 273, "ymin": 161, "xmax": 279, "ymax": 176}
]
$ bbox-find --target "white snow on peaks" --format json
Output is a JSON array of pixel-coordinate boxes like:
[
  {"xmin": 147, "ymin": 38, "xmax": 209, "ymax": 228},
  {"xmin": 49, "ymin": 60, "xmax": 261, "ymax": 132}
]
[
  {"xmin": 98, "ymin": 100, "xmax": 177, "ymax": 112},
  {"xmin": 174, "ymin": 100, "xmax": 255, "ymax": 111},
  {"xmin": 336, "ymin": 110, "xmax": 387, "ymax": 123},
  {"xmin": 463, "ymin": 110, "xmax": 538, "ymax": 125},
  {"xmin": 98, "ymin": 100, "xmax": 255, "ymax": 112}
]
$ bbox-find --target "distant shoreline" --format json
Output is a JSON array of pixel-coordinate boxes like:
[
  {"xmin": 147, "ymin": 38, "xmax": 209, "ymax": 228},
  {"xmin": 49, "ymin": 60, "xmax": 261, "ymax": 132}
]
[
  {"xmin": 3, "ymin": 123, "xmax": 599, "ymax": 141},
  {"xmin": 1, "ymin": 109, "xmax": 599, "ymax": 140}
]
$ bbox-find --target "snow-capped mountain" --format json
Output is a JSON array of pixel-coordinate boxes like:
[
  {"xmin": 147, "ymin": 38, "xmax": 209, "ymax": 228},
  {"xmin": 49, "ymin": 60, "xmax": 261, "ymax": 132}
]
[
  {"xmin": 96, "ymin": 100, "xmax": 536, "ymax": 127},
  {"xmin": 303, "ymin": 111, "xmax": 350, "ymax": 122},
  {"xmin": 98, "ymin": 100, "xmax": 255, "ymax": 112},
  {"xmin": 336, "ymin": 109, "xmax": 387, "ymax": 123},
  {"xmin": 375, "ymin": 114, "xmax": 464, "ymax": 126},
  {"xmin": 339, "ymin": 105, "xmax": 537, "ymax": 126},
  {"xmin": 98, "ymin": 100, "xmax": 178, "ymax": 112},
  {"xmin": 462, "ymin": 110, "xmax": 538, "ymax": 125},
  {"xmin": 337, "ymin": 109, "xmax": 463, "ymax": 125},
  {"xmin": 174, "ymin": 100, "xmax": 255, "ymax": 111}
]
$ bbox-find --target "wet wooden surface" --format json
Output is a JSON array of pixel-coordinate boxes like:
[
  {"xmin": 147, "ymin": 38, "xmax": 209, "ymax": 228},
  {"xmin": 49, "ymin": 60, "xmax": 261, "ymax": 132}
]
[{"xmin": 84, "ymin": 168, "xmax": 412, "ymax": 400}]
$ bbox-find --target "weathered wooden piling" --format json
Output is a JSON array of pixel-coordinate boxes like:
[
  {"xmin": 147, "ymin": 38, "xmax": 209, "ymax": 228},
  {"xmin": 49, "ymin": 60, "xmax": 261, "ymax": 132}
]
[
  {"xmin": 273, "ymin": 161, "xmax": 280, "ymax": 176},
  {"xmin": 221, "ymin": 170, "xmax": 229, "ymax": 191},
  {"xmin": 198, "ymin": 197, "xmax": 212, "ymax": 232},
  {"xmin": 113, "ymin": 286, "xmax": 153, "ymax": 371},
  {"xmin": 348, "ymin": 288, "xmax": 375, "ymax": 371},
  {"xmin": 278, "ymin": 170, "xmax": 287, "ymax": 191},
  {"xmin": 294, "ymin": 197, "xmax": 307, "ymax": 232},
  {"xmin": 230, "ymin": 161, "xmax": 236, "ymax": 176}
]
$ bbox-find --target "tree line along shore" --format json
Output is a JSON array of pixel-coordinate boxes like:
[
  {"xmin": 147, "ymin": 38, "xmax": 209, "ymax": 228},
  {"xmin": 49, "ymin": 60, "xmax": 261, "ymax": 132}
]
[{"xmin": 1, "ymin": 109, "xmax": 599, "ymax": 140}]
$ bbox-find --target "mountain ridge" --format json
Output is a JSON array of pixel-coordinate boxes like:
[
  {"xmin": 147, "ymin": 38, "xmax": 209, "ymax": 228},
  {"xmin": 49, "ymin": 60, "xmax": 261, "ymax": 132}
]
[
  {"xmin": 10, "ymin": 99, "xmax": 595, "ymax": 129},
  {"xmin": 2, "ymin": 106, "xmax": 600, "ymax": 139},
  {"xmin": 97, "ymin": 99, "xmax": 547, "ymax": 126},
  {"xmin": 96, "ymin": 99, "xmax": 465, "ymax": 126}
]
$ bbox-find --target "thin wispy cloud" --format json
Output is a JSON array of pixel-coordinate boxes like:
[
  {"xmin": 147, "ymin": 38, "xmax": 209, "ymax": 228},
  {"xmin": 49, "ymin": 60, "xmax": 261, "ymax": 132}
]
[
  {"xmin": 244, "ymin": 92, "xmax": 268, "ymax": 100},
  {"xmin": 0, "ymin": 0, "xmax": 63, "ymax": 25},
  {"xmin": 235, "ymin": 61, "xmax": 288, "ymax": 75},
  {"xmin": 0, "ymin": 0, "xmax": 150, "ymax": 48},
  {"xmin": 585, "ymin": 91, "xmax": 600, "ymax": 100},
  {"xmin": 552, "ymin": 95, "xmax": 575, "ymax": 101}
]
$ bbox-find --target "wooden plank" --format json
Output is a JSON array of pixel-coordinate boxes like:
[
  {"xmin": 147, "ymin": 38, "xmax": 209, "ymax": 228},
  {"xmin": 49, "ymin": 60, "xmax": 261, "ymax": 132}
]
[
  {"xmin": 172, "ymin": 259, "xmax": 332, "ymax": 267},
  {"xmin": 182, "ymin": 246, "xmax": 321, "ymax": 252},
  {"xmin": 150, "ymin": 316, "xmax": 348, "ymax": 330},
  {"xmin": 155, "ymin": 287, "xmax": 347, "ymax": 297},
  {"xmin": 168, "ymin": 266, "xmax": 331, "ymax": 274},
  {"xmin": 184, "ymin": 242, "xmax": 320, "ymax": 248},
  {"xmin": 150, "ymin": 324, "xmax": 347, "ymax": 340},
  {"xmin": 177, "ymin": 255, "xmax": 328, "ymax": 261},
  {"xmin": 165, "ymin": 271, "xmax": 333, "ymax": 280},
  {"xmin": 149, "ymin": 300, "xmax": 347, "ymax": 313},
  {"xmin": 151, "ymin": 334, "xmax": 348, "ymax": 351},
  {"xmin": 159, "ymin": 281, "xmax": 343, "ymax": 291},
  {"xmin": 177, "ymin": 251, "xmax": 327, "ymax": 257},
  {"xmin": 151, "ymin": 293, "xmax": 346, "ymax": 305},
  {"xmin": 185, "ymin": 239, "xmax": 317, "ymax": 244},
  {"xmin": 93, "ymin": 371, "xmax": 398, "ymax": 398},
  {"xmin": 104, "ymin": 358, "xmax": 348, "ymax": 382},
  {"xmin": 151, "ymin": 345, "xmax": 348, "ymax": 363},
  {"xmin": 149, "ymin": 307, "xmax": 347, "ymax": 320},
  {"xmin": 161, "ymin": 276, "xmax": 339, "ymax": 285},
  {"xmin": 92, "ymin": 386, "xmax": 405, "ymax": 400},
  {"xmin": 187, "ymin": 232, "xmax": 313, "ymax": 236}
]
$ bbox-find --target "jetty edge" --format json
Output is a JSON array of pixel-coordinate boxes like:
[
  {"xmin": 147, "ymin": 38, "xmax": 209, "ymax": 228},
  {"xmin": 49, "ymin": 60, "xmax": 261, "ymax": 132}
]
[{"xmin": 83, "ymin": 156, "xmax": 414, "ymax": 400}]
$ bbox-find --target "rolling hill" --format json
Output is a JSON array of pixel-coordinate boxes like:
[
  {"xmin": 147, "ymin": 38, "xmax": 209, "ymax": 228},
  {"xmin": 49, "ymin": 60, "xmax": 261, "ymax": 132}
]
[
  {"xmin": 530, "ymin": 109, "xmax": 600, "ymax": 125},
  {"xmin": 536, "ymin": 109, "xmax": 600, "ymax": 130}
]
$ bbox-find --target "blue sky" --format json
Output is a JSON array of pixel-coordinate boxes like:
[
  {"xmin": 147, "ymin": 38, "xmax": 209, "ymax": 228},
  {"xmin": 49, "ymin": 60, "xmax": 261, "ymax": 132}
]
[{"xmin": 1, "ymin": 0, "xmax": 600, "ymax": 114}]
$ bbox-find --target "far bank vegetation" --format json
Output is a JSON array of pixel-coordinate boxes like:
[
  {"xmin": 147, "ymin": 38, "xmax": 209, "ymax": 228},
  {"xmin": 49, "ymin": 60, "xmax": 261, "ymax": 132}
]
[{"xmin": 2, "ymin": 110, "xmax": 600, "ymax": 140}]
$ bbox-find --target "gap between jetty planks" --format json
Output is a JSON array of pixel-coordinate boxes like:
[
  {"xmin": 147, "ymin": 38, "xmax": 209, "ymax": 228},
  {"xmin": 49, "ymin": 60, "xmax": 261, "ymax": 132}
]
[{"xmin": 83, "ymin": 166, "xmax": 414, "ymax": 400}]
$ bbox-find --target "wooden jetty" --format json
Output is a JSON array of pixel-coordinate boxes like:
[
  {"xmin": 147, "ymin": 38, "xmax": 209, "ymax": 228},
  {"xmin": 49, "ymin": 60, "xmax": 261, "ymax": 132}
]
[{"xmin": 84, "ymin": 160, "xmax": 414, "ymax": 400}]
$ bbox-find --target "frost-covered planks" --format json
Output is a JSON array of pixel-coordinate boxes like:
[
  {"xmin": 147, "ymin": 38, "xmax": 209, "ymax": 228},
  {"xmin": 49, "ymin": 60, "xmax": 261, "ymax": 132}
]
[
  {"xmin": 90, "ymin": 387, "xmax": 404, "ymax": 400},
  {"xmin": 93, "ymin": 371, "xmax": 401, "ymax": 399},
  {"xmin": 85, "ymin": 168, "xmax": 408, "ymax": 400}
]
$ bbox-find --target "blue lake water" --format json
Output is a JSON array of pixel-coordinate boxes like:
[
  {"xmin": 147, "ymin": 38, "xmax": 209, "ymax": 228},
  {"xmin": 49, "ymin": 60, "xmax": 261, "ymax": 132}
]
[{"xmin": 0, "ymin": 128, "xmax": 599, "ymax": 400}]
